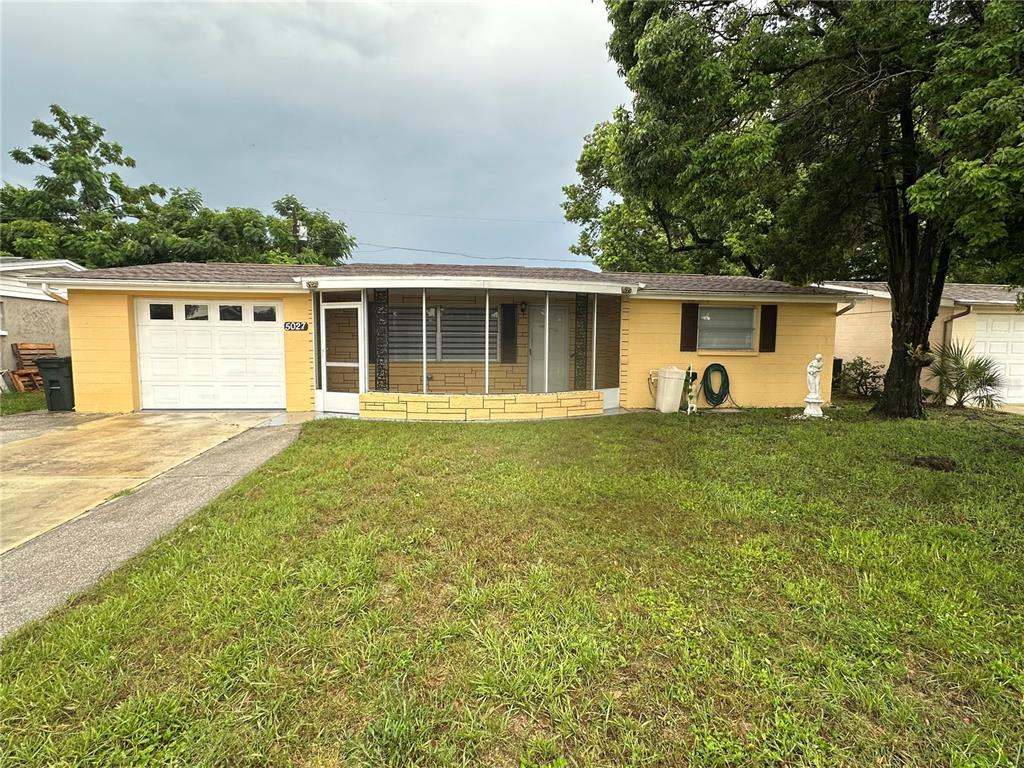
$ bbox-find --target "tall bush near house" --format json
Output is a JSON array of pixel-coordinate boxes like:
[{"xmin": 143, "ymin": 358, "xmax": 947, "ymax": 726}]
[
  {"xmin": 839, "ymin": 357, "xmax": 884, "ymax": 399},
  {"xmin": 927, "ymin": 341, "xmax": 1005, "ymax": 408}
]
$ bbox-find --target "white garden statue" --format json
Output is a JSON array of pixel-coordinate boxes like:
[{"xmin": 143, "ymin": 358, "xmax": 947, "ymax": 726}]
[{"xmin": 803, "ymin": 353, "xmax": 825, "ymax": 417}]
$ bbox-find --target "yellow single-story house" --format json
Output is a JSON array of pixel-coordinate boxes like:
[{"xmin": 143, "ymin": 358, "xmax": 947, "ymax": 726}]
[
  {"xmin": 35, "ymin": 262, "xmax": 853, "ymax": 420},
  {"xmin": 825, "ymin": 281, "xmax": 1023, "ymax": 406}
]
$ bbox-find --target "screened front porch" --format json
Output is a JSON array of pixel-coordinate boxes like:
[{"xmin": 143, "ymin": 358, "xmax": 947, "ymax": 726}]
[{"xmin": 313, "ymin": 286, "xmax": 621, "ymax": 419}]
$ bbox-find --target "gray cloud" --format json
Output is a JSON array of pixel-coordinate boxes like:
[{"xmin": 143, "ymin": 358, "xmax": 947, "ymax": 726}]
[{"xmin": 1, "ymin": 1, "xmax": 629, "ymax": 267}]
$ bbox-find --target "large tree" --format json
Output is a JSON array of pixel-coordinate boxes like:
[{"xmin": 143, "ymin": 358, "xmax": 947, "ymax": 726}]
[
  {"xmin": 568, "ymin": 0, "xmax": 1024, "ymax": 417},
  {"xmin": 1, "ymin": 105, "xmax": 354, "ymax": 268}
]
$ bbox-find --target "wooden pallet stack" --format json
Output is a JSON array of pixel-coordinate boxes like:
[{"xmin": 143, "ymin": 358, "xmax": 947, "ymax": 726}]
[{"xmin": 8, "ymin": 342, "xmax": 57, "ymax": 392}]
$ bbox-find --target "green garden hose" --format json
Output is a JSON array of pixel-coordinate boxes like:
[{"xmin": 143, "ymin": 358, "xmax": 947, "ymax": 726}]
[{"xmin": 700, "ymin": 363, "xmax": 730, "ymax": 407}]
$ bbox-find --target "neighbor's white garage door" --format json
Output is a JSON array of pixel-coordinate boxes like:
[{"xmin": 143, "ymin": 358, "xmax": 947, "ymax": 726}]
[
  {"xmin": 975, "ymin": 312, "xmax": 1024, "ymax": 405},
  {"xmin": 136, "ymin": 298, "xmax": 285, "ymax": 409}
]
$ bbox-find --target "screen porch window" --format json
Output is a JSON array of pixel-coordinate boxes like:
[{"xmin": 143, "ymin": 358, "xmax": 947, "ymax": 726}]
[
  {"xmin": 439, "ymin": 307, "xmax": 498, "ymax": 361},
  {"xmin": 385, "ymin": 305, "xmax": 498, "ymax": 361},
  {"xmin": 698, "ymin": 306, "xmax": 755, "ymax": 350},
  {"xmin": 388, "ymin": 306, "xmax": 437, "ymax": 360}
]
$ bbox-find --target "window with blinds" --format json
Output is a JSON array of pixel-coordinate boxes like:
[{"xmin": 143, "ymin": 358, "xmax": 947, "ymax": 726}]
[
  {"xmin": 439, "ymin": 307, "xmax": 499, "ymax": 361},
  {"xmin": 386, "ymin": 305, "xmax": 499, "ymax": 361},
  {"xmin": 388, "ymin": 306, "xmax": 437, "ymax": 360},
  {"xmin": 697, "ymin": 306, "xmax": 755, "ymax": 350}
]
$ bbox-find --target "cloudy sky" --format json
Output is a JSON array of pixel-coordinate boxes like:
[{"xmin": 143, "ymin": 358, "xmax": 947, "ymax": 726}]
[{"xmin": 1, "ymin": 1, "xmax": 629, "ymax": 269}]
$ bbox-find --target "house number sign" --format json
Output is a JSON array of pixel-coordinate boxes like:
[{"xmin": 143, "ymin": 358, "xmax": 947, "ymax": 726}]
[{"xmin": 283, "ymin": 321, "xmax": 308, "ymax": 331}]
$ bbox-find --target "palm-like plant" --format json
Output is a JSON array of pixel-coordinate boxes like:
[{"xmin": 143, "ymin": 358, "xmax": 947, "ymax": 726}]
[{"xmin": 927, "ymin": 341, "xmax": 1005, "ymax": 409}]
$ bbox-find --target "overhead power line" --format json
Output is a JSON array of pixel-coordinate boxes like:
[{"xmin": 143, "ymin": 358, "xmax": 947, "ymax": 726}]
[
  {"xmin": 339, "ymin": 207, "xmax": 566, "ymax": 225},
  {"xmin": 356, "ymin": 242, "xmax": 596, "ymax": 266}
]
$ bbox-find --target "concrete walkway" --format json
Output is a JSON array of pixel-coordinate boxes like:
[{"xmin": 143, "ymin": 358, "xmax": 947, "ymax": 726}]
[
  {"xmin": 1, "ymin": 411, "xmax": 272, "ymax": 551},
  {"xmin": 0, "ymin": 422, "xmax": 300, "ymax": 639}
]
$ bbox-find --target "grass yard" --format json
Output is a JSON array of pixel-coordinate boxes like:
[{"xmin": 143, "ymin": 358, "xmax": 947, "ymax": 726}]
[
  {"xmin": 0, "ymin": 390, "xmax": 46, "ymax": 416},
  {"xmin": 1, "ymin": 404, "xmax": 1022, "ymax": 766}
]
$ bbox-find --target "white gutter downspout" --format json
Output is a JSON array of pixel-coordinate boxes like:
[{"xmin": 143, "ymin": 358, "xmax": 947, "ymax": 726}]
[
  {"xmin": 484, "ymin": 290, "xmax": 490, "ymax": 395},
  {"xmin": 543, "ymin": 292, "xmax": 550, "ymax": 393},
  {"xmin": 40, "ymin": 283, "xmax": 68, "ymax": 305},
  {"xmin": 943, "ymin": 304, "xmax": 972, "ymax": 346}
]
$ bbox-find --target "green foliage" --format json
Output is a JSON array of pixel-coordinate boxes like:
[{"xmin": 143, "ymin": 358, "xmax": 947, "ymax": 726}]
[
  {"xmin": 927, "ymin": 340, "xmax": 1006, "ymax": 408},
  {"xmin": 839, "ymin": 356, "xmax": 885, "ymax": 398},
  {"xmin": 571, "ymin": 0, "xmax": 1024, "ymax": 416},
  {"xmin": 569, "ymin": 1, "xmax": 1024, "ymax": 281},
  {"xmin": 1, "ymin": 105, "xmax": 354, "ymax": 268}
]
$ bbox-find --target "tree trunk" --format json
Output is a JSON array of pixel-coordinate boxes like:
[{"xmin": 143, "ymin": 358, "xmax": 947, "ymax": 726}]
[
  {"xmin": 871, "ymin": 78, "xmax": 950, "ymax": 418},
  {"xmin": 875, "ymin": 295, "xmax": 930, "ymax": 418}
]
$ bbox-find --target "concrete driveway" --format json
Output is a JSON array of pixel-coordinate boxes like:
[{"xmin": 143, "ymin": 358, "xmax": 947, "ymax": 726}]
[{"xmin": 0, "ymin": 411, "xmax": 272, "ymax": 552}]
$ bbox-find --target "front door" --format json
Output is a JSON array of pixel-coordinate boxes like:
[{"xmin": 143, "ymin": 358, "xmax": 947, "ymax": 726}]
[
  {"xmin": 528, "ymin": 304, "xmax": 569, "ymax": 392},
  {"xmin": 321, "ymin": 302, "xmax": 363, "ymax": 413}
]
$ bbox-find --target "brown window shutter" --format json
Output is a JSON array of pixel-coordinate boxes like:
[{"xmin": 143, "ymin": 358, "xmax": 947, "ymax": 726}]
[
  {"xmin": 680, "ymin": 303, "xmax": 698, "ymax": 351},
  {"xmin": 500, "ymin": 304, "xmax": 517, "ymax": 363},
  {"xmin": 759, "ymin": 304, "xmax": 778, "ymax": 352}
]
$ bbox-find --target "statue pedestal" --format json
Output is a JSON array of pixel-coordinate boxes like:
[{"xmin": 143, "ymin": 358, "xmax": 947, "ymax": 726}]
[{"xmin": 803, "ymin": 395, "xmax": 824, "ymax": 418}]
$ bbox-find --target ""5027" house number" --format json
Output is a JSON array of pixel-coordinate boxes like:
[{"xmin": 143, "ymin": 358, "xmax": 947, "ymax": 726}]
[{"xmin": 283, "ymin": 321, "xmax": 308, "ymax": 331}]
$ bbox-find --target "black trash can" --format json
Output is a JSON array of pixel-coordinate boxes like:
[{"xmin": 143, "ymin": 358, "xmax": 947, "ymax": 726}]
[{"xmin": 36, "ymin": 356, "xmax": 75, "ymax": 411}]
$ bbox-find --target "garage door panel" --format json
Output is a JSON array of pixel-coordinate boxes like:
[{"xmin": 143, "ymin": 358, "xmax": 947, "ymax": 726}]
[
  {"xmin": 217, "ymin": 386, "xmax": 247, "ymax": 405},
  {"xmin": 146, "ymin": 328, "xmax": 180, "ymax": 352},
  {"xmin": 214, "ymin": 330, "xmax": 249, "ymax": 353},
  {"xmin": 250, "ymin": 384, "xmax": 285, "ymax": 403},
  {"xmin": 976, "ymin": 312, "xmax": 1024, "ymax": 405},
  {"xmin": 183, "ymin": 329, "xmax": 215, "ymax": 352},
  {"xmin": 246, "ymin": 334, "xmax": 283, "ymax": 354},
  {"xmin": 180, "ymin": 357, "xmax": 216, "ymax": 378},
  {"xmin": 136, "ymin": 300, "xmax": 285, "ymax": 410},
  {"xmin": 145, "ymin": 357, "xmax": 182, "ymax": 378}
]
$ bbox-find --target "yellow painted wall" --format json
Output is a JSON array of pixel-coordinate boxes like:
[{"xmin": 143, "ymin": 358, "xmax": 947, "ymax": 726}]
[
  {"xmin": 67, "ymin": 290, "xmax": 313, "ymax": 412},
  {"xmin": 619, "ymin": 297, "xmax": 838, "ymax": 409},
  {"xmin": 280, "ymin": 293, "xmax": 315, "ymax": 411},
  {"xmin": 832, "ymin": 298, "xmax": 1020, "ymax": 392},
  {"xmin": 834, "ymin": 296, "xmax": 952, "ymax": 370},
  {"xmin": 360, "ymin": 390, "xmax": 604, "ymax": 421},
  {"xmin": 67, "ymin": 290, "xmax": 139, "ymax": 413}
]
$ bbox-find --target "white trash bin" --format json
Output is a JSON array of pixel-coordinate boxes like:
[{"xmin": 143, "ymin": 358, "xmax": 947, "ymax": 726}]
[{"xmin": 655, "ymin": 366, "xmax": 687, "ymax": 413}]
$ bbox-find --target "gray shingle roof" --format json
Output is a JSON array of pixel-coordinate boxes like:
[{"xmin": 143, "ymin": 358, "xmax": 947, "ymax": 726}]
[
  {"xmin": 825, "ymin": 280, "xmax": 1019, "ymax": 305},
  {"xmin": 57, "ymin": 261, "xmax": 848, "ymax": 296}
]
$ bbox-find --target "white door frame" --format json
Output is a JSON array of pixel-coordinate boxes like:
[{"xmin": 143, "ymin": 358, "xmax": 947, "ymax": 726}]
[
  {"xmin": 528, "ymin": 303, "xmax": 569, "ymax": 393},
  {"xmin": 319, "ymin": 300, "xmax": 365, "ymax": 413}
]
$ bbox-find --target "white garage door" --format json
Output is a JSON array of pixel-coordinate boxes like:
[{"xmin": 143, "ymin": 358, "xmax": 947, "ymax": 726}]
[
  {"xmin": 975, "ymin": 312, "xmax": 1024, "ymax": 405},
  {"xmin": 136, "ymin": 298, "xmax": 286, "ymax": 409}
]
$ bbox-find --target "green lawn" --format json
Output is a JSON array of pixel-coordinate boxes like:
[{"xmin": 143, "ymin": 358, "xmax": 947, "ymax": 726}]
[
  {"xmin": 2, "ymin": 405, "xmax": 1022, "ymax": 766},
  {"xmin": 0, "ymin": 390, "xmax": 46, "ymax": 416}
]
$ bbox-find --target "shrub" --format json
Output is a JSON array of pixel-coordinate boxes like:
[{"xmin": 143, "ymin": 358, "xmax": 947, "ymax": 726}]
[
  {"xmin": 839, "ymin": 356, "xmax": 884, "ymax": 398},
  {"xmin": 927, "ymin": 341, "xmax": 1005, "ymax": 408}
]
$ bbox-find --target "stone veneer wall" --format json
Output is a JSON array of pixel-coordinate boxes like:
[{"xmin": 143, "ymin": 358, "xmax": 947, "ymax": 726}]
[{"xmin": 360, "ymin": 390, "xmax": 605, "ymax": 421}]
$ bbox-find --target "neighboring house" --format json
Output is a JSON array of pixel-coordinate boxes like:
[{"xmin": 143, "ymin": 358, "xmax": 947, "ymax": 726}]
[
  {"xmin": 824, "ymin": 281, "xmax": 1023, "ymax": 405},
  {"xmin": 0, "ymin": 257, "xmax": 86, "ymax": 372},
  {"xmin": 36, "ymin": 262, "xmax": 853, "ymax": 419}
]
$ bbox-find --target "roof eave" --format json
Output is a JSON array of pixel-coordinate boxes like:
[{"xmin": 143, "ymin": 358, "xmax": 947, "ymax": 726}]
[
  {"xmin": 29, "ymin": 277, "xmax": 307, "ymax": 293},
  {"xmin": 952, "ymin": 298, "xmax": 1020, "ymax": 307},
  {"xmin": 0, "ymin": 259, "xmax": 86, "ymax": 274},
  {"xmin": 635, "ymin": 289, "xmax": 855, "ymax": 303},
  {"xmin": 300, "ymin": 274, "xmax": 635, "ymax": 295}
]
